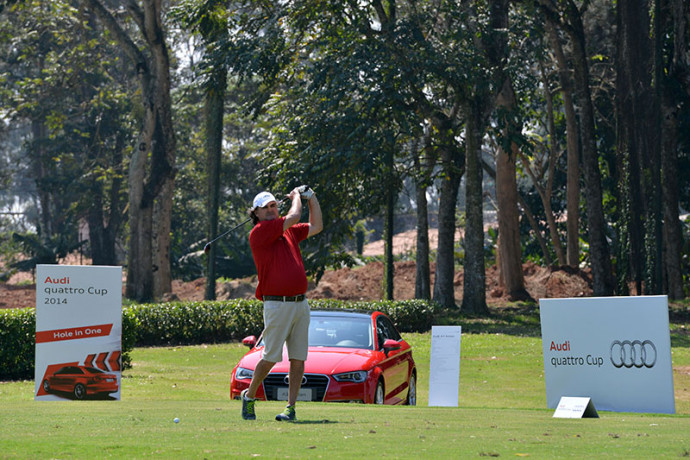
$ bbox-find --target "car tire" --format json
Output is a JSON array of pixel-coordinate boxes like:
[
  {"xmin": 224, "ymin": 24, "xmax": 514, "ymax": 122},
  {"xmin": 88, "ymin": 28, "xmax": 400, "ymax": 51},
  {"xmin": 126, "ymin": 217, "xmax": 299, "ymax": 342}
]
[
  {"xmin": 405, "ymin": 373, "xmax": 416, "ymax": 406},
  {"xmin": 42, "ymin": 380, "xmax": 50, "ymax": 392},
  {"xmin": 73, "ymin": 383, "xmax": 86, "ymax": 400},
  {"xmin": 374, "ymin": 380, "xmax": 385, "ymax": 404}
]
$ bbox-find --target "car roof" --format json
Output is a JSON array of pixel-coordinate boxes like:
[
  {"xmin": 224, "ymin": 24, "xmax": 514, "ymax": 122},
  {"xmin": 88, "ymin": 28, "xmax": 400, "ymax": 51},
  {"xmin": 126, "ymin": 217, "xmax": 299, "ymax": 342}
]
[{"xmin": 310, "ymin": 309, "xmax": 374, "ymax": 319}]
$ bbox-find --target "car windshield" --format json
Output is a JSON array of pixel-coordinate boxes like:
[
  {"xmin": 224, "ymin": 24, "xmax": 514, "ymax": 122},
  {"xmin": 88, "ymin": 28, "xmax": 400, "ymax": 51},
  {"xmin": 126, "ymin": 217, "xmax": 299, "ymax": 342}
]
[{"xmin": 308, "ymin": 315, "xmax": 373, "ymax": 349}]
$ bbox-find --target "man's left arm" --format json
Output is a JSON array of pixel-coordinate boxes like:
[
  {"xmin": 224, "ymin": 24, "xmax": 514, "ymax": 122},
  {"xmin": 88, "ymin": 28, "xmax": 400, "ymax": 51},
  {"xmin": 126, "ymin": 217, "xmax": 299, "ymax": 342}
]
[{"xmin": 307, "ymin": 193, "xmax": 323, "ymax": 237}]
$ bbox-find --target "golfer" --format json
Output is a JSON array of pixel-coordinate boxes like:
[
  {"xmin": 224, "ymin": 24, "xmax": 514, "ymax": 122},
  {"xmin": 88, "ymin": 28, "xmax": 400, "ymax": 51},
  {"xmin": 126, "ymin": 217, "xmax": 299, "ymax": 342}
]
[{"xmin": 241, "ymin": 186, "xmax": 322, "ymax": 421}]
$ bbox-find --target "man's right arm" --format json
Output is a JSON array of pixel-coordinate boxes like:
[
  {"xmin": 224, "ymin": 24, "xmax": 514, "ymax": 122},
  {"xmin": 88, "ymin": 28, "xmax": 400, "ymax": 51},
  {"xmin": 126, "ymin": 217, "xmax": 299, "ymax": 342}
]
[
  {"xmin": 307, "ymin": 194, "xmax": 323, "ymax": 237},
  {"xmin": 283, "ymin": 189, "xmax": 302, "ymax": 231}
]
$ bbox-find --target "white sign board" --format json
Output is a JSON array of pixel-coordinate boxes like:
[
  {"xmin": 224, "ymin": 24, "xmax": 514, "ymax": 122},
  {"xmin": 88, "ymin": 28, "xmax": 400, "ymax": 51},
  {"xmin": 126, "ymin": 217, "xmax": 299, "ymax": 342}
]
[
  {"xmin": 35, "ymin": 265, "xmax": 122, "ymax": 401},
  {"xmin": 553, "ymin": 396, "xmax": 599, "ymax": 418},
  {"xmin": 540, "ymin": 296, "xmax": 674, "ymax": 414},
  {"xmin": 428, "ymin": 325, "xmax": 462, "ymax": 407}
]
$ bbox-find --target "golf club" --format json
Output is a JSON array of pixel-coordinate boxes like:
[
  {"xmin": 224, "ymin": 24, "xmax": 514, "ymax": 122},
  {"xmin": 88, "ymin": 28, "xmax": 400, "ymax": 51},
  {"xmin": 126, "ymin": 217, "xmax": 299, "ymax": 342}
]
[
  {"xmin": 203, "ymin": 217, "xmax": 252, "ymax": 254},
  {"xmin": 203, "ymin": 185, "xmax": 312, "ymax": 255}
]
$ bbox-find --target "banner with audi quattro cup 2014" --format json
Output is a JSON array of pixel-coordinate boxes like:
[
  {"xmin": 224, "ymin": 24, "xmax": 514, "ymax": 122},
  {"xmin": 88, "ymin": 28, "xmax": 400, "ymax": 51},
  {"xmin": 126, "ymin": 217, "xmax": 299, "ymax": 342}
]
[
  {"xmin": 540, "ymin": 296, "xmax": 674, "ymax": 414},
  {"xmin": 35, "ymin": 265, "xmax": 122, "ymax": 401}
]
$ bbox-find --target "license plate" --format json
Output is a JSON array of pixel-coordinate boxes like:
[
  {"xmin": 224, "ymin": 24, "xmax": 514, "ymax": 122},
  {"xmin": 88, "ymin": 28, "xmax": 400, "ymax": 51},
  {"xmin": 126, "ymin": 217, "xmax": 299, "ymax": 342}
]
[{"xmin": 276, "ymin": 387, "xmax": 312, "ymax": 401}]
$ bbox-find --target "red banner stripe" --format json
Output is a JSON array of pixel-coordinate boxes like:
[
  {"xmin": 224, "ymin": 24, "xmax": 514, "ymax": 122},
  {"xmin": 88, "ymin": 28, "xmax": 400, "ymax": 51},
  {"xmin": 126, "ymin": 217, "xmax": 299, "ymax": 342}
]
[
  {"xmin": 108, "ymin": 351, "xmax": 121, "ymax": 371},
  {"xmin": 84, "ymin": 353, "xmax": 96, "ymax": 367},
  {"xmin": 35, "ymin": 324, "xmax": 113, "ymax": 343},
  {"xmin": 94, "ymin": 352, "xmax": 108, "ymax": 371}
]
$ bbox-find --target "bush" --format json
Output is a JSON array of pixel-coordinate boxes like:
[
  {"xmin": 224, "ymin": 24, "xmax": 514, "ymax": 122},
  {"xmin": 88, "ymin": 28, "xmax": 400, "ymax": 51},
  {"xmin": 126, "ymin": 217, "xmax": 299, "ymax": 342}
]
[
  {"xmin": 0, "ymin": 299, "xmax": 439, "ymax": 381},
  {"xmin": 0, "ymin": 308, "xmax": 35, "ymax": 380},
  {"xmin": 123, "ymin": 300, "xmax": 264, "ymax": 346}
]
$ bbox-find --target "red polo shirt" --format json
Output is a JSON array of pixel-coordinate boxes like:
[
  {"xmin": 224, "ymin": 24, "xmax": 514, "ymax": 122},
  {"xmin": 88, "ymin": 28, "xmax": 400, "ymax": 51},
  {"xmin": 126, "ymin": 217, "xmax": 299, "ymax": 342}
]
[{"xmin": 249, "ymin": 217, "xmax": 309, "ymax": 300}]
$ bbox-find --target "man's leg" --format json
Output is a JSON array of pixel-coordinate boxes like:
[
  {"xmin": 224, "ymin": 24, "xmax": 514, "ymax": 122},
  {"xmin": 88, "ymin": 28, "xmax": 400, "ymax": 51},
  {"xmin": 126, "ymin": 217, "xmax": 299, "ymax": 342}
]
[
  {"xmin": 287, "ymin": 359, "xmax": 305, "ymax": 406},
  {"xmin": 246, "ymin": 359, "xmax": 275, "ymax": 399}
]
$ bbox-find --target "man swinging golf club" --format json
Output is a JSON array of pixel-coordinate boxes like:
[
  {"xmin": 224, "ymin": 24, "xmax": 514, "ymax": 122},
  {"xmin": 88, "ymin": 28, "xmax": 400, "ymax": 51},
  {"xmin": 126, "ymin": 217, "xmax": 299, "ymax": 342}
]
[{"xmin": 241, "ymin": 185, "xmax": 322, "ymax": 421}]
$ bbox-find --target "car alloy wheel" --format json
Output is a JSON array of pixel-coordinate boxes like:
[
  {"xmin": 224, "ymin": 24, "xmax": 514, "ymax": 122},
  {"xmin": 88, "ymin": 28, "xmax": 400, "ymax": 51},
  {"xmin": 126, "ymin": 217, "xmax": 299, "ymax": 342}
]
[
  {"xmin": 73, "ymin": 383, "xmax": 86, "ymax": 400},
  {"xmin": 374, "ymin": 380, "xmax": 384, "ymax": 404},
  {"xmin": 42, "ymin": 380, "xmax": 50, "ymax": 392}
]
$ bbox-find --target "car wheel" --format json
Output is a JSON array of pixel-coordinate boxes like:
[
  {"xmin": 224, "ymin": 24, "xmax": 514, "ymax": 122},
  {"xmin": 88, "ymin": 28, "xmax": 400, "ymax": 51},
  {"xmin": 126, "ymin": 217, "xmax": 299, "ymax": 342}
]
[
  {"xmin": 42, "ymin": 380, "xmax": 50, "ymax": 392},
  {"xmin": 374, "ymin": 380, "xmax": 385, "ymax": 404},
  {"xmin": 73, "ymin": 383, "xmax": 86, "ymax": 400},
  {"xmin": 405, "ymin": 373, "xmax": 416, "ymax": 406}
]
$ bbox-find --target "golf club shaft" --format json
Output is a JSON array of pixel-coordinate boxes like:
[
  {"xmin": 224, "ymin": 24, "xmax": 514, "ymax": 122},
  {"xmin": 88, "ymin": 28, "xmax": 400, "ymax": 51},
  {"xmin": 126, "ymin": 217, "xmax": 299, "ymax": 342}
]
[
  {"xmin": 204, "ymin": 195, "xmax": 294, "ymax": 253},
  {"xmin": 205, "ymin": 217, "xmax": 251, "ymax": 249}
]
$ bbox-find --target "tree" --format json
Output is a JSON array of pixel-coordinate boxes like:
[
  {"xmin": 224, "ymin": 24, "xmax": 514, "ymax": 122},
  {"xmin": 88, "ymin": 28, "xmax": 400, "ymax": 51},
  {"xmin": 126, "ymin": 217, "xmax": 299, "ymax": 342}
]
[
  {"xmin": 495, "ymin": 78, "xmax": 531, "ymax": 301},
  {"xmin": 84, "ymin": 0, "xmax": 177, "ymax": 301},
  {"xmin": 172, "ymin": 0, "xmax": 230, "ymax": 300},
  {"xmin": 659, "ymin": 0, "xmax": 688, "ymax": 299},
  {"xmin": 545, "ymin": 20, "xmax": 581, "ymax": 268},
  {"xmin": 0, "ymin": 1, "xmax": 131, "ymax": 267},
  {"xmin": 540, "ymin": 0, "xmax": 615, "ymax": 296}
]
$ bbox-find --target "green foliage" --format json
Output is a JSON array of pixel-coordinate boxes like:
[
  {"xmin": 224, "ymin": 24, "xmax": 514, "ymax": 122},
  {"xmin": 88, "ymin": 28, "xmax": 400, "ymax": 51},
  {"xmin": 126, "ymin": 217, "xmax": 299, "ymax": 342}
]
[
  {"xmin": 0, "ymin": 299, "xmax": 438, "ymax": 380},
  {"xmin": 0, "ymin": 308, "xmax": 35, "ymax": 380},
  {"xmin": 124, "ymin": 300, "xmax": 264, "ymax": 346},
  {"xmin": 9, "ymin": 232, "xmax": 84, "ymax": 271}
]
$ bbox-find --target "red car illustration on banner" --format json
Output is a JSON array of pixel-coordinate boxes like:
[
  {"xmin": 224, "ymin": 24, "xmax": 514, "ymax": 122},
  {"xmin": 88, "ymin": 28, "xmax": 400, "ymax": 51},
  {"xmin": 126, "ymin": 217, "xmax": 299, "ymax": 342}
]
[
  {"xmin": 42, "ymin": 365, "xmax": 119, "ymax": 400},
  {"xmin": 230, "ymin": 310, "xmax": 416, "ymax": 405}
]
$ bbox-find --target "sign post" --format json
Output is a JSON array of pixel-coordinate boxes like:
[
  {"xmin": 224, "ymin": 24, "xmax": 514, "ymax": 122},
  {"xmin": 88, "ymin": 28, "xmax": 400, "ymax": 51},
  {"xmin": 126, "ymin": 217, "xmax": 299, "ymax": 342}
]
[
  {"xmin": 540, "ymin": 296, "xmax": 674, "ymax": 414},
  {"xmin": 35, "ymin": 265, "xmax": 122, "ymax": 401},
  {"xmin": 428, "ymin": 325, "xmax": 462, "ymax": 407}
]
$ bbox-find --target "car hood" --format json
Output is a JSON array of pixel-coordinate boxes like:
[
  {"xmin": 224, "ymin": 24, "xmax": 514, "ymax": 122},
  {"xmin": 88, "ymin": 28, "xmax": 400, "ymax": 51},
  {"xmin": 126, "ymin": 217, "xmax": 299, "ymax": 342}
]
[{"xmin": 237, "ymin": 346, "xmax": 381, "ymax": 374}]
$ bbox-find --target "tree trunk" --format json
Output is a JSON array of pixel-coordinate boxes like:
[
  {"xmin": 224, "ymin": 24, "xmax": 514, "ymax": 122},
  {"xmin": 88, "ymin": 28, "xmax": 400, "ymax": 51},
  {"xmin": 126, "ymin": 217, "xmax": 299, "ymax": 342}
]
[
  {"xmin": 461, "ymin": 100, "xmax": 488, "ymax": 315},
  {"xmin": 495, "ymin": 79, "xmax": 530, "ymax": 301},
  {"xmin": 659, "ymin": 0, "xmax": 687, "ymax": 299},
  {"xmin": 384, "ymin": 189, "xmax": 395, "ymax": 301},
  {"xmin": 432, "ymin": 144, "xmax": 462, "ymax": 309},
  {"xmin": 617, "ymin": 0, "xmax": 663, "ymax": 295},
  {"xmin": 546, "ymin": 20, "xmax": 580, "ymax": 268},
  {"xmin": 565, "ymin": 1, "xmax": 614, "ymax": 296},
  {"xmin": 204, "ymin": 67, "xmax": 227, "ymax": 300},
  {"xmin": 413, "ymin": 138, "xmax": 433, "ymax": 300},
  {"xmin": 84, "ymin": 0, "xmax": 176, "ymax": 301}
]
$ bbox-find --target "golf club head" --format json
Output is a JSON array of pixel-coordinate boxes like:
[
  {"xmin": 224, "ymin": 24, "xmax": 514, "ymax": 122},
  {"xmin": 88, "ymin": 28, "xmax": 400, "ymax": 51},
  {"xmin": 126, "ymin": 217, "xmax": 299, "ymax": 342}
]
[{"xmin": 203, "ymin": 242, "xmax": 211, "ymax": 254}]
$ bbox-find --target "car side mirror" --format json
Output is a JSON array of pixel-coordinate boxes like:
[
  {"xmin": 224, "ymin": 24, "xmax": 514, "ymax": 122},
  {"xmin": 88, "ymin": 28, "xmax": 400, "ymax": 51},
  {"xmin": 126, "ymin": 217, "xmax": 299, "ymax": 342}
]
[
  {"xmin": 242, "ymin": 335, "xmax": 257, "ymax": 348},
  {"xmin": 383, "ymin": 338, "xmax": 401, "ymax": 356}
]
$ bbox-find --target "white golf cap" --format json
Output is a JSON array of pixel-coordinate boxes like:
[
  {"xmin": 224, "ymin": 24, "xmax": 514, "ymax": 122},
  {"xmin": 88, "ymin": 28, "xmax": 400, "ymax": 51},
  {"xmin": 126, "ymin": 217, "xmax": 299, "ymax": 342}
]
[{"xmin": 252, "ymin": 191, "xmax": 276, "ymax": 209}]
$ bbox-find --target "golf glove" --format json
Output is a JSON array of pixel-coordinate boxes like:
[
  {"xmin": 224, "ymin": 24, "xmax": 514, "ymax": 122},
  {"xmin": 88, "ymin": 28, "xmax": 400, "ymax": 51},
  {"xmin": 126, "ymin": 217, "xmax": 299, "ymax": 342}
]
[{"xmin": 298, "ymin": 185, "xmax": 314, "ymax": 200}]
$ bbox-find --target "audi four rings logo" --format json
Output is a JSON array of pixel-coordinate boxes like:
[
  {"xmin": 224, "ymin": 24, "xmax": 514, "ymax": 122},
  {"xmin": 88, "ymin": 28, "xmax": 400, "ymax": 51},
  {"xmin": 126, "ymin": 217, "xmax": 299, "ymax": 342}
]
[
  {"xmin": 610, "ymin": 340, "xmax": 657, "ymax": 368},
  {"xmin": 283, "ymin": 375, "xmax": 308, "ymax": 385}
]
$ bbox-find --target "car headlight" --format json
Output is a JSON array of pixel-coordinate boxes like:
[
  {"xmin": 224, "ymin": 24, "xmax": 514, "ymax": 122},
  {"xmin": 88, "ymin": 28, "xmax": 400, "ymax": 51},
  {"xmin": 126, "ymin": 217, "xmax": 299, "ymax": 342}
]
[
  {"xmin": 235, "ymin": 367, "xmax": 254, "ymax": 380},
  {"xmin": 333, "ymin": 371, "xmax": 367, "ymax": 383}
]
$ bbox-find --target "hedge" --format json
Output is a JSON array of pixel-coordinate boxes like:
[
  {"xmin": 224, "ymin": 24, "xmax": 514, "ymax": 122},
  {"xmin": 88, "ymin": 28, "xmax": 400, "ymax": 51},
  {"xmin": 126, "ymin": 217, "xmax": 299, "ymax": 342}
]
[{"xmin": 0, "ymin": 299, "xmax": 439, "ymax": 381}]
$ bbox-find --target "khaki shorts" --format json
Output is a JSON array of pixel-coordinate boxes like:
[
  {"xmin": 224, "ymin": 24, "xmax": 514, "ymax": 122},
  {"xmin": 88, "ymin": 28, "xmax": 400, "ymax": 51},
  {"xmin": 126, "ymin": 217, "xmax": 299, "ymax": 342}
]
[{"xmin": 261, "ymin": 298, "xmax": 310, "ymax": 363}]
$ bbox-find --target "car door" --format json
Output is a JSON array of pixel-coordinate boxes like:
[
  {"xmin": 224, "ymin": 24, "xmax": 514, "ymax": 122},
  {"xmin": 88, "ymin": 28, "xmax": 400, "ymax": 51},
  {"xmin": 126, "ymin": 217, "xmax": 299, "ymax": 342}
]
[{"xmin": 376, "ymin": 315, "xmax": 409, "ymax": 403}]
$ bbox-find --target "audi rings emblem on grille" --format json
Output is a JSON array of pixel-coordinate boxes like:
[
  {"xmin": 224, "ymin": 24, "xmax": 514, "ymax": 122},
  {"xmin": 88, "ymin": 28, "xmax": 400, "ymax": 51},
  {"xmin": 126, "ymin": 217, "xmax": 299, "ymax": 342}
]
[
  {"xmin": 283, "ymin": 375, "xmax": 308, "ymax": 385},
  {"xmin": 610, "ymin": 340, "xmax": 657, "ymax": 368}
]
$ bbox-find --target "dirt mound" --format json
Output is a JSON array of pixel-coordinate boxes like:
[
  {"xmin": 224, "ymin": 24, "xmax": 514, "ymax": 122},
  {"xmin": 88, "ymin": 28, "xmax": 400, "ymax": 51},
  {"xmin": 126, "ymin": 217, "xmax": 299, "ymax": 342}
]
[
  {"xmin": 308, "ymin": 260, "xmax": 592, "ymax": 304},
  {"xmin": 0, "ymin": 260, "xmax": 592, "ymax": 309}
]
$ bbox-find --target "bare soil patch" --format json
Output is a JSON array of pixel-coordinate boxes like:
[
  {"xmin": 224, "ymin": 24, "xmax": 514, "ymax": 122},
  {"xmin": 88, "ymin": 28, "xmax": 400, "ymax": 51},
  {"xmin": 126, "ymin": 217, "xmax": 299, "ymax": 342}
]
[{"xmin": 0, "ymin": 229, "xmax": 592, "ymax": 308}]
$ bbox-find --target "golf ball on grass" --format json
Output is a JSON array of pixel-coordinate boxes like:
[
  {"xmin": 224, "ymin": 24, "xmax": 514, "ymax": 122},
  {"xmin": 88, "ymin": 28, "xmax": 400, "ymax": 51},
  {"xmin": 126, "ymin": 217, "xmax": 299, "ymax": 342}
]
[{"xmin": 173, "ymin": 417, "xmax": 180, "ymax": 423}]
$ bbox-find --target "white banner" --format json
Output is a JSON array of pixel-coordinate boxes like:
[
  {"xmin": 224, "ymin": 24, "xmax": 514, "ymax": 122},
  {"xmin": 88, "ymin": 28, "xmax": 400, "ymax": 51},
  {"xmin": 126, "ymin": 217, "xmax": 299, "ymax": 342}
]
[
  {"xmin": 428, "ymin": 325, "xmax": 462, "ymax": 407},
  {"xmin": 35, "ymin": 265, "xmax": 122, "ymax": 401},
  {"xmin": 540, "ymin": 296, "xmax": 674, "ymax": 414}
]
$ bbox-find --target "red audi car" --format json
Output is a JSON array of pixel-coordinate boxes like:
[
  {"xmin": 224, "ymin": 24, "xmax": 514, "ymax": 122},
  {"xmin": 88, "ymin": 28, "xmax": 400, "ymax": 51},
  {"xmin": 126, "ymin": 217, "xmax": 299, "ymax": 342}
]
[
  {"xmin": 230, "ymin": 309, "xmax": 416, "ymax": 405},
  {"xmin": 42, "ymin": 365, "xmax": 119, "ymax": 400}
]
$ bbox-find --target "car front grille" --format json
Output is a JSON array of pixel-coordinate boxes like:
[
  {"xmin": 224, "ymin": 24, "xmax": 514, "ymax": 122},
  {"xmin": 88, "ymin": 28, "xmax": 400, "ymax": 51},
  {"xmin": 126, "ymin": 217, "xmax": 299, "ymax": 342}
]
[{"xmin": 263, "ymin": 373, "xmax": 329, "ymax": 401}]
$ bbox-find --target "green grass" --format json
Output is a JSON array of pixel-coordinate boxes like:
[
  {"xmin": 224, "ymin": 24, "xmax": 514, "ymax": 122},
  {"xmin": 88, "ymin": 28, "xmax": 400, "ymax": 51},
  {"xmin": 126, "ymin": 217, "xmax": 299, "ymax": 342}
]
[{"xmin": 1, "ymin": 309, "xmax": 689, "ymax": 458}]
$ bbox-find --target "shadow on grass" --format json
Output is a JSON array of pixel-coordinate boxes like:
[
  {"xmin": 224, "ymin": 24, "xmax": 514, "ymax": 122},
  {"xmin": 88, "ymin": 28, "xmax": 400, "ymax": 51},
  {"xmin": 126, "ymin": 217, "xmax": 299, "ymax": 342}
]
[
  {"xmin": 434, "ymin": 302, "xmax": 542, "ymax": 338},
  {"xmin": 433, "ymin": 301, "xmax": 690, "ymax": 345},
  {"xmin": 292, "ymin": 419, "xmax": 340, "ymax": 425}
]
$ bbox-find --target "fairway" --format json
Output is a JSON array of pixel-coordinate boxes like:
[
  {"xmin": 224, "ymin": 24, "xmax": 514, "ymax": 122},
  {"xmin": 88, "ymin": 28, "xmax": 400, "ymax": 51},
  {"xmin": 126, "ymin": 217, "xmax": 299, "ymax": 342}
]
[{"xmin": 1, "ymin": 333, "xmax": 689, "ymax": 458}]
